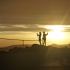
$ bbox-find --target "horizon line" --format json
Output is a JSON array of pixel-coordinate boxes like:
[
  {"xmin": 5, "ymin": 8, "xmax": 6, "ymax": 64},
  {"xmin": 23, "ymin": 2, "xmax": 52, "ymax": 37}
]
[{"xmin": 0, "ymin": 38, "xmax": 38, "ymax": 41}]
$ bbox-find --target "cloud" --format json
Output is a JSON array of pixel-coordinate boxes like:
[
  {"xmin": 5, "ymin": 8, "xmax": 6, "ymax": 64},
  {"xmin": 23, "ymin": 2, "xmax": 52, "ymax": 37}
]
[
  {"xmin": 0, "ymin": 0, "xmax": 70, "ymax": 25},
  {"xmin": 0, "ymin": 24, "xmax": 47, "ymax": 32},
  {"xmin": 0, "ymin": 0, "xmax": 70, "ymax": 32},
  {"xmin": 0, "ymin": 24, "xmax": 70, "ymax": 32}
]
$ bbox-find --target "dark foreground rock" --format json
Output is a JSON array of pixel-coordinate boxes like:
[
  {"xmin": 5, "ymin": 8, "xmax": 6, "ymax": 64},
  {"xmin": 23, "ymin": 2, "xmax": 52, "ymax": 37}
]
[{"xmin": 0, "ymin": 44, "xmax": 70, "ymax": 70}]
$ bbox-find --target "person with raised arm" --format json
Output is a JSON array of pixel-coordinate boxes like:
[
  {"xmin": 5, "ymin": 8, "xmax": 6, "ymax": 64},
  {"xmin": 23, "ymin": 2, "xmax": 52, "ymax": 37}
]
[
  {"xmin": 42, "ymin": 31, "xmax": 48, "ymax": 46},
  {"xmin": 37, "ymin": 32, "xmax": 42, "ymax": 45}
]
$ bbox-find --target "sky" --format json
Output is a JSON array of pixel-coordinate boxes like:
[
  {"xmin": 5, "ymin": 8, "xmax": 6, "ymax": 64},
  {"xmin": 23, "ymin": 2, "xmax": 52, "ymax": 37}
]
[{"xmin": 0, "ymin": 0, "xmax": 70, "ymax": 47}]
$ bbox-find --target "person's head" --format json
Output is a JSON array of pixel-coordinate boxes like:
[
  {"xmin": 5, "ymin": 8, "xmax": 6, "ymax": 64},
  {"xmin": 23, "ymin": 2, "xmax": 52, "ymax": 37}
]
[
  {"xmin": 39, "ymin": 32, "xmax": 41, "ymax": 35},
  {"xmin": 43, "ymin": 31, "xmax": 45, "ymax": 34}
]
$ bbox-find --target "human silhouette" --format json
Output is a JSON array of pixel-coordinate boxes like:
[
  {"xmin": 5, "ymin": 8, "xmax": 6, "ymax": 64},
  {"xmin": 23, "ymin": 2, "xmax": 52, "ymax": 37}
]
[
  {"xmin": 42, "ymin": 31, "xmax": 48, "ymax": 46},
  {"xmin": 37, "ymin": 32, "xmax": 41, "ymax": 45}
]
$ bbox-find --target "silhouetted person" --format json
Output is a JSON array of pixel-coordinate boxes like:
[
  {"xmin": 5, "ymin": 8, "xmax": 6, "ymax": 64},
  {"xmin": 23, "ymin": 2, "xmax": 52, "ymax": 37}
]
[
  {"xmin": 42, "ymin": 31, "xmax": 48, "ymax": 46},
  {"xmin": 37, "ymin": 32, "xmax": 41, "ymax": 45}
]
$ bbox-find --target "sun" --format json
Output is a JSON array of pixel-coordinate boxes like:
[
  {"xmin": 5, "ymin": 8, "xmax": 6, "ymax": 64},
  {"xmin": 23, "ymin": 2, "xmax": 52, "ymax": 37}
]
[
  {"xmin": 44, "ymin": 25, "xmax": 66, "ymax": 40},
  {"xmin": 48, "ymin": 31, "xmax": 65, "ymax": 40}
]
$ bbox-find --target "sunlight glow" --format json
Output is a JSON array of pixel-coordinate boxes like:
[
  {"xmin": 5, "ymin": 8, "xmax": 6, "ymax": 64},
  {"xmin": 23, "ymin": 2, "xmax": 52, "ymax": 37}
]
[
  {"xmin": 44, "ymin": 25, "xmax": 66, "ymax": 40},
  {"xmin": 44, "ymin": 25, "xmax": 64, "ymax": 31},
  {"xmin": 48, "ymin": 32, "xmax": 65, "ymax": 40}
]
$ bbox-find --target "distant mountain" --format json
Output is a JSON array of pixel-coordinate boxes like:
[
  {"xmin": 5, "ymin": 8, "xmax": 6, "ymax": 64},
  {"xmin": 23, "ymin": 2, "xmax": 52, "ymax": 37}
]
[
  {"xmin": 50, "ymin": 43, "xmax": 70, "ymax": 48},
  {"xmin": 0, "ymin": 44, "xmax": 31, "ymax": 51},
  {"xmin": 0, "ymin": 43, "xmax": 70, "ymax": 51}
]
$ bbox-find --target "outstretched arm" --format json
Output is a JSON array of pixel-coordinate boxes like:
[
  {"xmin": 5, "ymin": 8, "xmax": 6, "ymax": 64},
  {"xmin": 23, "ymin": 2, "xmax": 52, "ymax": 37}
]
[
  {"xmin": 46, "ymin": 33, "xmax": 48, "ymax": 36},
  {"xmin": 37, "ymin": 33, "xmax": 39, "ymax": 36}
]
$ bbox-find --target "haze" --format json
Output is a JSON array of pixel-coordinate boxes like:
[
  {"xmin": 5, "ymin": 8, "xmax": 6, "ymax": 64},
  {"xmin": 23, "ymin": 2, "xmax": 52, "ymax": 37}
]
[{"xmin": 0, "ymin": 0, "xmax": 70, "ymax": 47}]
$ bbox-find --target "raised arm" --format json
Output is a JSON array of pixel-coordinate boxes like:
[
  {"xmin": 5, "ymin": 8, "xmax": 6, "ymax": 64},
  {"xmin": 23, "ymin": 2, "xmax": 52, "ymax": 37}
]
[
  {"xmin": 46, "ymin": 33, "xmax": 48, "ymax": 36},
  {"xmin": 37, "ymin": 33, "xmax": 39, "ymax": 36}
]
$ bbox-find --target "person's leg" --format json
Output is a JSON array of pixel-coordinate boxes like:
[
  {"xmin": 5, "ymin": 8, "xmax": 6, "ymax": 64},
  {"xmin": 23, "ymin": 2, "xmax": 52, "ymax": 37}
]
[
  {"xmin": 39, "ymin": 39, "xmax": 41, "ymax": 45},
  {"xmin": 43, "ymin": 40, "xmax": 45, "ymax": 45},
  {"xmin": 40, "ymin": 40, "xmax": 41, "ymax": 45},
  {"xmin": 42, "ymin": 38, "xmax": 44, "ymax": 45},
  {"xmin": 39, "ymin": 40, "xmax": 41, "ymax": 45},
  {"xmin": 44, "ymin": 39, "xmax": 46, "ymax": 46},
  {"xmin": 45, "ymin": 40, "xmax": 46, "ymax": 46}
]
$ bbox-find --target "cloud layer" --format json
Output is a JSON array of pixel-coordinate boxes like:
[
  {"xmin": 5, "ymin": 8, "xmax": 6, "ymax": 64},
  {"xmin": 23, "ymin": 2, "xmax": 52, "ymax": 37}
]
[
  {"xmin": 0, "ymin": 24, "xmax": 70, "ymax": 32},
  {"xmin": 0, "ymin": 0, "xmax": 70, "ymax": 25},
  {"xmin": 0, "ymin": 0, "xmax": 70, "ymax": 32}
]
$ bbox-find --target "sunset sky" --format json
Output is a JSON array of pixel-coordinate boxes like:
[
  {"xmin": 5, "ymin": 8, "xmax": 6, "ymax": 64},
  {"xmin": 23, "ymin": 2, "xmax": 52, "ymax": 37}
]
[{"xmin": 0, "ymin": 0, "xmax": 70, "ymax": 47}]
